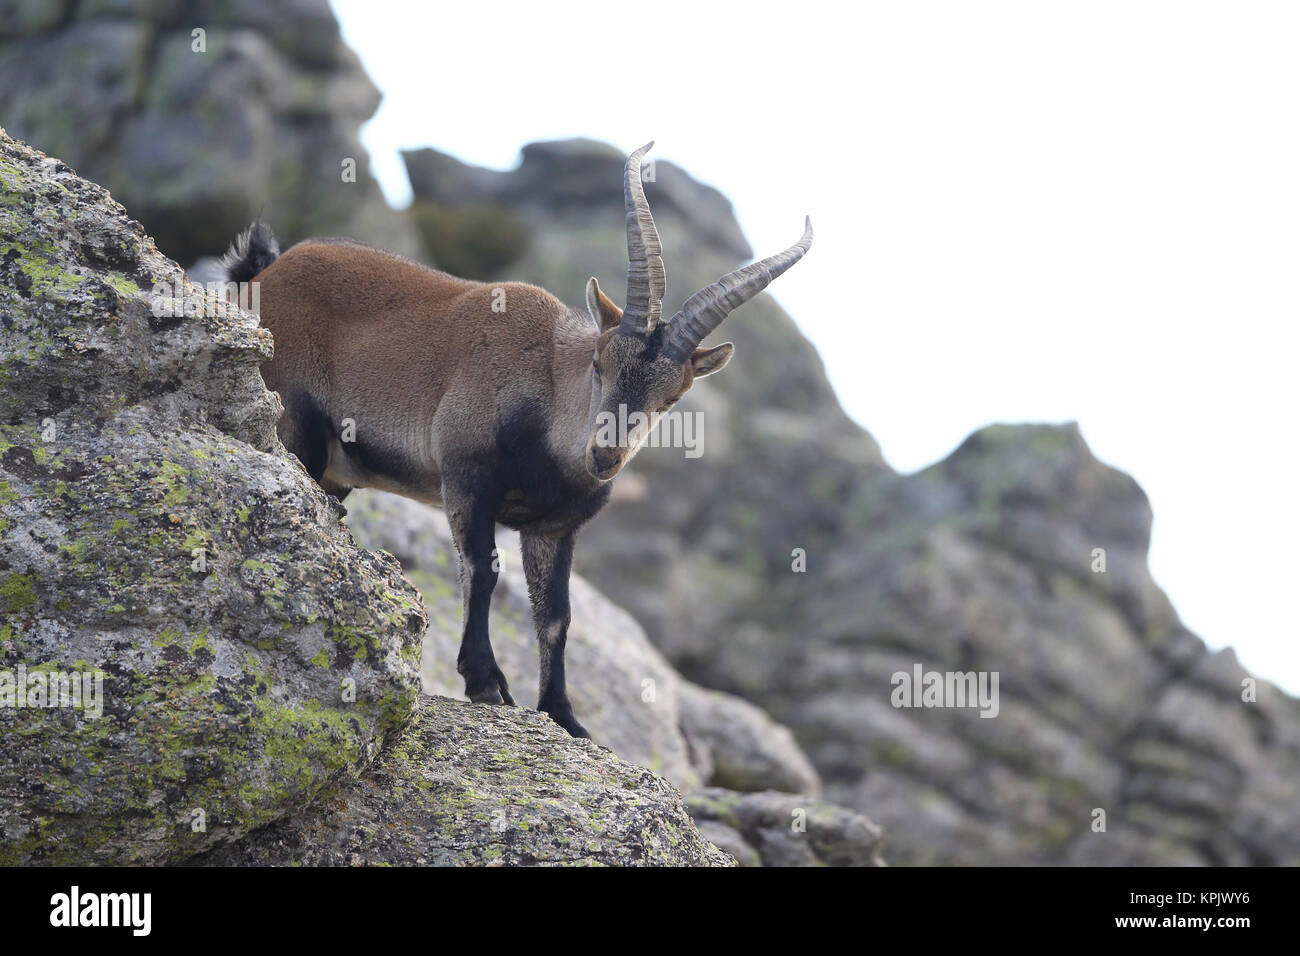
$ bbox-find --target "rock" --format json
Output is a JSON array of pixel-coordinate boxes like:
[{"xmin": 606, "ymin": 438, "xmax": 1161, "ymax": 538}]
[
  {"xmin": 0, "ymin": 0, "xmax": 422, "ymax": 266},
  {"xmin": 340, "ymin": 491, "xmax": 882, "ymax": 865},
  {"xmin": 343, "ymin": 490, "xmax": 703, "ymax": 789},
  {"xmin": 342, "ymin": 489, "xmax": 827, "ymax": 800},
  {"xmin": 794, "ymin": 424, "xmax": 1300, "ymax": 866},
  {"xmin": 402, "ymin": 143, "xmax": 1300, "ymax": 866},
  {"xmin": 403, "ymin": 139, "xmax": 753, "ymax": 268},
  {"xmin": 0, "ymin": 128, "xmax": 424, "ymax": 864},
  {"xmin": 0, "ymin": 128, "xmax": 755, "ymax": 868},
  {"xmin": 196, "ymin": 695, "xmax": 735, "ymax": 866},
  {"xmin": 677, "ymin": 683, "xmax": 821, "ymax": 796},
  {"xmin": 20, "ymin": 0, "xmax": 1283, "ymax": 868},
  {"xmin": 0, "ymin": 3, "xmax": 884, "ymax": 866},
  {"xmin": 685, "ymin": 788, "xmax": 884, "ymax": 867}
]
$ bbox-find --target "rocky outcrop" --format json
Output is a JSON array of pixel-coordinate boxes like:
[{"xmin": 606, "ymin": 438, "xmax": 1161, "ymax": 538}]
[
  {"xmin": 11, "ymin": 0, "xmax": 1291, "ymax": 867},
  {"xmin": 687, "ymin": 789, "xmax": 884, "ymax": 867},
  {"xmin": 402, "ymin": 143, "xmax": 1300, "ymax": 866},
  {"xmin": 343, "ymin": 489, "xmax": 827, "ymax": 798},
  {"xmin": 344, "ymin": 491, "xmax": 702, "ymax": 790},
  {"xmin": 677, "ymin": 683, "xmax": 821, "ymax": 797},
  {"xmin": 341, "ymin": 490, "xmax": 883, "ymax": 867},
  {"xmin": 0, "ymin": 127, "xmax": 424, "ymax": 864},
  {"xmin": 198, "ymin": 695, "xmax": 733, "ymax": 867},
  {"xmin": 0, "ymin": 129, "xmax": 738, "ymax": 867},
  {"xmin": 763, "ymin": 422, "xmax": 1300, "ymax": 866},
  {"xmin": 0, "ymin": 0, "xmax": 422, "ymax": 267}
]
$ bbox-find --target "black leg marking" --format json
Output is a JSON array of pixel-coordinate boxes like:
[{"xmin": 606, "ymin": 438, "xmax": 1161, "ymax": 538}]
[
  {"xmin": 280, "ymin": 387, "xmax": 334, "ymax": 485},
  {"xmin": 444, "ymin": 474, "xmax": 514, "ymax": 707},
  {"xmin": 522, "ymin": 531, "xmax": 588, "ymax": 738}
]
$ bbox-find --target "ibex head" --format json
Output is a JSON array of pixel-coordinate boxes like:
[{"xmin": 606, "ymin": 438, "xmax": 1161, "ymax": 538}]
[{"xmin": 584, "ymin": 142, "xmax": 814, "ymax": 481}]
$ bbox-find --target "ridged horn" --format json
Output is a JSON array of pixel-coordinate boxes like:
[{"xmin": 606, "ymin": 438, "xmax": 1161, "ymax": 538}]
[
  {"xmin": 663, "ymin": 217, "xmax": 814, "ymax": 362},
  {"xmin": 619, "ymin": 142, "xmax": 666, "ymax": 336}
]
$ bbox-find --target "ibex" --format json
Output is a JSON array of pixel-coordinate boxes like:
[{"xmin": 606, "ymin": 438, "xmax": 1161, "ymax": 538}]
[{"xmin": 219, "ymin": 143, "xmax": 812, "ymax": 737}]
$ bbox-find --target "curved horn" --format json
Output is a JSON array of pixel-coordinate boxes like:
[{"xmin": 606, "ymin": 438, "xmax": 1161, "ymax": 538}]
[
  {"xmin": 663, "ymin": 217, "xmax": 813, "ymax": 362},
  {"xmin": 619, "ymin": 142, "xmax": 666, "ymax": 336}
]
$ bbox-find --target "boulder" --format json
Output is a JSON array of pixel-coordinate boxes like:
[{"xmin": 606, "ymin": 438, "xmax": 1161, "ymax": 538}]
[
  {"xmin": 342, "ymin": 489, "xmax": 826, "ymax": 800},
  {"xmin": 677, "ymin": 682, "xmax": 821, "ymax": 796},
  {"xmin": 402, "ymin": 143, "xmax": 1300, "ymax": 866},
  {"xmin": 0, "ymin": 0, "xmax": 423, "ymax": 266},
  {"xmin": 198, "ymin": 695, "xmax": 735, "ymax": 867},
  {"xmin": 0, "ymin": 128, "xmax": 424, "ymax": 864},
  {"xmin": 0, "ymin": 127, "xmax": 814, "ymax": 867},
  {"xmin": 686, "ymin": 788, "xmax": 884, "ymax": 867},
  {"xmin": 341, "ymin": 490, "xmax": 887, "ymax": 867}
]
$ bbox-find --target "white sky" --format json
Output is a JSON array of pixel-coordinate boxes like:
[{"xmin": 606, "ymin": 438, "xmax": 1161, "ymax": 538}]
[{"xmin": 333, "ymin": 0, "xmax": 1299, "ymax": 693}]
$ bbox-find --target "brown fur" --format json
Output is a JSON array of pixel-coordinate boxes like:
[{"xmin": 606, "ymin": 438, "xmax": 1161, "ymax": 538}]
[
  {"xmin": 257, "ymin": 244, "xmax": 729, "ymax": 495},
  {"xmin": 256, "ymin": 239, "xmax": 605, "ymax": 501}
]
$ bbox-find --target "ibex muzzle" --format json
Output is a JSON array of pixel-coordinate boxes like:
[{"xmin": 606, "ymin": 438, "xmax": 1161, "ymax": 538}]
[{"xmin": 220, "ymin": 142, "xmax": 812, "ymax": 737}]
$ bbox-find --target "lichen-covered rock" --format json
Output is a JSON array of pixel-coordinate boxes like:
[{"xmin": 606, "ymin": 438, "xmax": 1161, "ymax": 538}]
[
  {"xmin": 342, "ymin": 489, "xmax": 828, "ymax": 799},
  {"xmin": 407, "ymin": 142, "xmax": 1300, "ymax": 866},
  {"xmin": 196, "ymin": 695, "xmax": 735, "ymax": 866},
  {"xmin": 0, "ymin": 128, "xmax": 424, "ymax": 864},
  {"xmin": 686, "ymin": 788, "xmax": 884, "ymax": 867},
  {"xmin": 343, "ymin": 490, "xmax": 703, "ymax": 789},
  {"xmin": 775, "ymin": 424, "xmax": 1300, "ymax": 866},
  {"xmin": 0, "ymin": 122, "xmax": 851, "ymax": 868},
  {"xmin": 339, "ymin": 490, "xmax": 881, "ymax": 864},
  {"xmin": 0, "ymin": 0, "xmax": 422, "ymax": 266},
  {"xmin": 22, "ymin": 0, "xmax": 1282, "ymax": 869}
]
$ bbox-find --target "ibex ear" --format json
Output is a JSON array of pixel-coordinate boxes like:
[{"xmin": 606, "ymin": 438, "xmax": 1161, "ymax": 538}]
[
  {"xmin": 586, "ymin": 277, "xmax": 623, "ymax": 332},
  {"xmin": 690, "ymin": 342, "xmax": 734, "ymax": 378}
]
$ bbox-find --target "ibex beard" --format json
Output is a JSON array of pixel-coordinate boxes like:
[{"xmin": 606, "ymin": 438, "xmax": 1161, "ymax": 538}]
[{"xmin": 218, "ymin": 142, "xmax": 812, "ymax": 738}]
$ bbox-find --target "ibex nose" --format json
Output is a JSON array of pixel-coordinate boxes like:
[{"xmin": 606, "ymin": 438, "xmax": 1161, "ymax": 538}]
[{"xmin": 589, "ymin": 446, "xmax": 620, "ymax": 479}]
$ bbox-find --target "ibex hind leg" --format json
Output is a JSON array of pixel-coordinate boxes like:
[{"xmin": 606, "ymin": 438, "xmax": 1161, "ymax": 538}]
[{"xmin": 278, "ymin": 388, "xmax": 352, "ymax": 502}]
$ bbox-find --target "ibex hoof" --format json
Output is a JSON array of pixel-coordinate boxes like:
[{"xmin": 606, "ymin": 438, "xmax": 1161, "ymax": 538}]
[
  {"xmin": 542, "ymin": 704, "xmax": 590, "ymax": 739},
  {"xmin": 463, "ymin": 665, "xmax": 515, "ymax": 707}
]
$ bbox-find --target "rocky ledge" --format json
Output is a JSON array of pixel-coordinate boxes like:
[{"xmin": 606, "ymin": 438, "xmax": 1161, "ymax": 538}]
[{"xmin": 0, "ymin": 127, "xmax": 872, "ymax": 866}]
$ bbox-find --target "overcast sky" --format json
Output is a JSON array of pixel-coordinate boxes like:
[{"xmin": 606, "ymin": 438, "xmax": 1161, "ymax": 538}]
[{"xmin": 332, "ymin": 0, "xmax": 1299, "ymax": 693}]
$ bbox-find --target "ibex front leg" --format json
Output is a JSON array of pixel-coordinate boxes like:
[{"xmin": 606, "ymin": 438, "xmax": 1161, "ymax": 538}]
[
  {"xmin": 521, "ymin": 531, "xmax": 589, "ymax": 738},
  {"xmin": 445, "ymin": 479, "xmax": 514, "ymax": 706}
]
